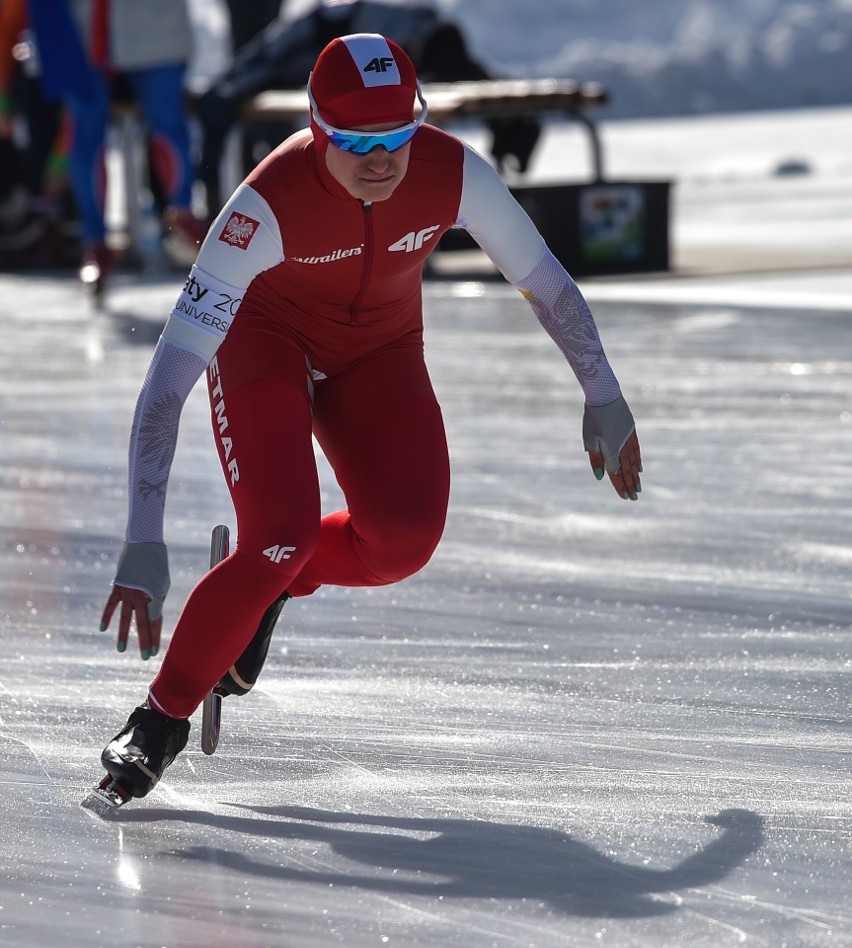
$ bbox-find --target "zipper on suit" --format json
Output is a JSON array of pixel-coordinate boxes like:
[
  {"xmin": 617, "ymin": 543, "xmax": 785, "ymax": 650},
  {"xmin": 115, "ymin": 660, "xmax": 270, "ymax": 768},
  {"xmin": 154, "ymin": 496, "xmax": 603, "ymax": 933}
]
[{"xmin": 349, "ymin": 201, "xmax": 373, "ymax": 325}]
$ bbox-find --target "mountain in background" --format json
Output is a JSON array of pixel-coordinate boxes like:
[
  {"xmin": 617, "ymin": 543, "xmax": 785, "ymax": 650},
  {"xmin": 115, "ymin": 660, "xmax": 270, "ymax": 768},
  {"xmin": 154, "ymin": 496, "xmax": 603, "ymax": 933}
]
[{"xmin": 437, "ymin": 0, "xmax": 852, "ymax": 118}]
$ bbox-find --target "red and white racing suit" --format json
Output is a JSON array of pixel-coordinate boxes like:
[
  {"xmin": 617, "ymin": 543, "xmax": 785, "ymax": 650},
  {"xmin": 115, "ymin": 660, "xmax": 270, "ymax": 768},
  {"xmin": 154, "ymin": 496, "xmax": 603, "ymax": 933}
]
[{"xmin": 122, "ymin": 124, "xmax": 625, "ymax": 717}]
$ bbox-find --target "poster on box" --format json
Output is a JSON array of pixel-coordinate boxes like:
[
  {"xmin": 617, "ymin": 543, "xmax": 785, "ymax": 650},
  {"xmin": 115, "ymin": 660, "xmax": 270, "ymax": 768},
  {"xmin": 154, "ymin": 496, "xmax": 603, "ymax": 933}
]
[{"xmin": 580, "ymin": 185, "xmax": 645, "ymax": 262}]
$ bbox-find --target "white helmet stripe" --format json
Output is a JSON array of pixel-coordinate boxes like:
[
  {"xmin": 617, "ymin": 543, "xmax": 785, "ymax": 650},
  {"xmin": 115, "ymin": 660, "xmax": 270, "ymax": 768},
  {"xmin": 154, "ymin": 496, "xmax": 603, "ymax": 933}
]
[{"xmin": 340, "ymin": 33, "xmax": 402, "ymax": 88}]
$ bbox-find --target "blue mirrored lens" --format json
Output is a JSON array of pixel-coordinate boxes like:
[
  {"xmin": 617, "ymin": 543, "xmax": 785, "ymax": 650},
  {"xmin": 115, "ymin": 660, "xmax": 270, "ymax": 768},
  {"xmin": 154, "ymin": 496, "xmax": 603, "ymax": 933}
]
[{"xmin": 328, "ymin": 126, "xmax": 419, "ymax": 155}]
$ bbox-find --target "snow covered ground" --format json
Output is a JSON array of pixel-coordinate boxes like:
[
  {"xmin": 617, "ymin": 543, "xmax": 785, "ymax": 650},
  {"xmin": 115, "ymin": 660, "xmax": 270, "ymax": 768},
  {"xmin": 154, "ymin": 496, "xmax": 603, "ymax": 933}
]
[
  {"xmin": 220, "ymin": 0, "xmax": 852, "ymax": 118},
  {"xmin": 1, "ymin": 103, "xmax": 851, "ymax": 946},
  {"xmin": 428, "ymin": 0, "xmax": 852, "ymax": 118},
  {"xmin": 458, "ymin": 103, "xmax": 852, "ymax": 275}
]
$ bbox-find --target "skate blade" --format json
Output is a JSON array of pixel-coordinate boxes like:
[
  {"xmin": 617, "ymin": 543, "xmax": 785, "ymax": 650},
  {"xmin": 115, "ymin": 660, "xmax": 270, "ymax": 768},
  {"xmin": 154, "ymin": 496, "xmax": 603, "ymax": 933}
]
[
  {"xmin": 200, "ymin": 691, "xmax": 222, "ymax": 755},
  {"xmin": 81, "ymin": 775, "xmax": 132, "ymax": 817},
  {"xmin": 201, "ymin": 524, "xmax": 229, "ymax": 755}
]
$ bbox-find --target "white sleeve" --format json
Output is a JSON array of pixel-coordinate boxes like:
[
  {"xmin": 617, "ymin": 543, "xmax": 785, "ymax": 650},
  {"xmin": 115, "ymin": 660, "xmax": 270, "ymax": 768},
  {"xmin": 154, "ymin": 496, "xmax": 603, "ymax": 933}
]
[
  {"xmin": 193, "ymin": 183, "xmax": 284, "ymax": 286},
  {"xmin": 126, "ymin": 184, "xmax": 284, "ymax": 540},
  {"xmin": 456, "ymin": 144, "xmax": 621, "ymax": 407},
  {"xmin": 455, "ymin": 143, "xmax": 545, "ymax": 284},
  {"xmin": 162, "ymin": 183, "xmax": 284, "ymax": 362}
]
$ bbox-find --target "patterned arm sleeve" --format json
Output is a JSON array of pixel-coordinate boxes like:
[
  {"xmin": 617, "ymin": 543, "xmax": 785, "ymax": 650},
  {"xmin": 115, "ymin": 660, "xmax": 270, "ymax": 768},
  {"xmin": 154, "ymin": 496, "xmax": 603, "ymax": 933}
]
[
  {"xmin": 456, "ymin": 144, "xmax": 621, "ymax": 407},
  {"xmin": 125, "ymin": 341, "xmax": 208, "ymax": 542},
  {"xmin": 125, "ymin": 184, "xmax": 284, "ymax": 542},
  {"xmin": 514, "ymin": 250, "xmax": 622, "ymax": 407}
]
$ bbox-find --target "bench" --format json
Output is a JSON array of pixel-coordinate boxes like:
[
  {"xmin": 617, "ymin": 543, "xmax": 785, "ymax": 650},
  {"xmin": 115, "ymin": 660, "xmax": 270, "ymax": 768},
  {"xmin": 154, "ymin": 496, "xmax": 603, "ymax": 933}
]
[
  {"xmin": 115, "ymin": 78, "xmax": 669, "ymax": 277},
  {"xmin": 241, "ymin": 78, "xmax": 610, "ymax": 180},
  {"xmin": 239, "ymin": 78, "xmax": 671, "ymax": 276}
]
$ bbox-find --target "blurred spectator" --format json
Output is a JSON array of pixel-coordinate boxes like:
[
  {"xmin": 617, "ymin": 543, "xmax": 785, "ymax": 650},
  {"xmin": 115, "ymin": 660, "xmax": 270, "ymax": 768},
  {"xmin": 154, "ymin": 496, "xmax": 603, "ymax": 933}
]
[
  {"xmin": 196, "ymin": 0, "xmax": 540, "ymax": 212},
  {"xmin": 28, "ymin": 0, "xmax": 207, "ymax": 295},
  {"xmin": 0, "ymin": 0, "xmax": 78, "ymax": 267},
  {"xmin": 222, "ymin": 0, "xmax": 282, "ymax": 54}
]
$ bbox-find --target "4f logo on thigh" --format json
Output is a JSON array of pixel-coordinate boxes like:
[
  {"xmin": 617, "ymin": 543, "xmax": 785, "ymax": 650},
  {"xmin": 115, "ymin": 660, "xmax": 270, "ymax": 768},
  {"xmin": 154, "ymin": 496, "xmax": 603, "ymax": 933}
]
[{"xmin": 263, "ymin": 544, "xmax": 297, "ymax": 564}]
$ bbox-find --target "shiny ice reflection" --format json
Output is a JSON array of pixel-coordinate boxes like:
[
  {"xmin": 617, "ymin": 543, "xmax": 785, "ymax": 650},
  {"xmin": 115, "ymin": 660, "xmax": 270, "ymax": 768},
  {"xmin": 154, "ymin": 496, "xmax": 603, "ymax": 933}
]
[{"xmin": 1, "ymin": 253, "xmax": 851, "ymax": 945}]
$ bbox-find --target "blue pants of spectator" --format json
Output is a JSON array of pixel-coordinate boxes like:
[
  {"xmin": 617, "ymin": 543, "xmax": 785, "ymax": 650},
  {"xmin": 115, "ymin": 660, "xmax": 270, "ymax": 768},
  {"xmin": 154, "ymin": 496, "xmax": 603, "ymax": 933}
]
[{"xmin": 65, "ymin": 63, "xmax": 194, "ymax": 243}]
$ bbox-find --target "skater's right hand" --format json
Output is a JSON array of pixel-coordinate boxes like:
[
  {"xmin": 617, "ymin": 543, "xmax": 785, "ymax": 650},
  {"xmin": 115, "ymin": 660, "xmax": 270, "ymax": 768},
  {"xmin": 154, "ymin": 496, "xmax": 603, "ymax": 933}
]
[
  {"xmin": 100, "ymin": 585, "xmax": 162, "ymax": 660},
  {"xmin": 100, "ymin": 542, "xmax": 170, "ymax": 660}
]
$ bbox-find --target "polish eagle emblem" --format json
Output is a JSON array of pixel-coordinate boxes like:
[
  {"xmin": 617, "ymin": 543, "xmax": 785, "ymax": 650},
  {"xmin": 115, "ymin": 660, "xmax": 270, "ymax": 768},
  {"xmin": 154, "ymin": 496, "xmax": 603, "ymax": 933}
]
[{"xmin": 218, "ymin": 212, "xmax": 261, "ymax": 249}]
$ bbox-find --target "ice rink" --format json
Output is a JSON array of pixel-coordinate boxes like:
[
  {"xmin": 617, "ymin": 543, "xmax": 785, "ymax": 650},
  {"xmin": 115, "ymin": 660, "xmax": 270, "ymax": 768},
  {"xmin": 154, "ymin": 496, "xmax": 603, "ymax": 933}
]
[{"xmin": 2, "ymin": 111, "xmax": 851, "ymax": 945}]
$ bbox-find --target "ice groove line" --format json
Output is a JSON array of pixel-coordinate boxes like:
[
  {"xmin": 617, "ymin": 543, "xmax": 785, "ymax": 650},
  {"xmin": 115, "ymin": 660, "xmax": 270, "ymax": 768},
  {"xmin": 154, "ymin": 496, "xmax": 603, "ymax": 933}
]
[
  {"xmin": 677, "ymin": 903, "xmax": 749, "ymax": 943},
  {"xmin": 713, "ymin": 887, "xmax": 852, "ymax": 927},
  {"xmin": 373, "ymin": 892, "xmax": 556, "ymax": 943}
]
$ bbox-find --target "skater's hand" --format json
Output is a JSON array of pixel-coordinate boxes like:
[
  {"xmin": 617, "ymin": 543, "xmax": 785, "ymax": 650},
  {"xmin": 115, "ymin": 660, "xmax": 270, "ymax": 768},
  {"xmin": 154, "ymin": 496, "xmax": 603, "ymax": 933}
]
[
  {"xmin": 102, "ymin": 542, "xmax": 169, "ymax": 659},
  {"xmin": 100, "ymin": 585, "xmax": 162, "ymax": 660},
  {"xmin": 583, "ymin": 396, "xmax": 642, "ymax": 501},
  {"xmin": 588, "ymin": 429, "xmax": 643, "ymax": 501}
]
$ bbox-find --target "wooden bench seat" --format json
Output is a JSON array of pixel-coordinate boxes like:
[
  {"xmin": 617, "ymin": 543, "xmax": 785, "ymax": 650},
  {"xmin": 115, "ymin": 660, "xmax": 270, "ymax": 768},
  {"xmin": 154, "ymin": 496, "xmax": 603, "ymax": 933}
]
[{"xmin": 241, "ymin": 78, "xmax": 609, "ymax": 180}]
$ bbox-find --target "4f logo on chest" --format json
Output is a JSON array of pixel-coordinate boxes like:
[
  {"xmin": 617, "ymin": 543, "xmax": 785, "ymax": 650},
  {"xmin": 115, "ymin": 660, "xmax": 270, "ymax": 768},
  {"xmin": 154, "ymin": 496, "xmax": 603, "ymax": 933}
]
[
  {"xmin": 388, "ymin": 225, "xmax": 440, "ymax": 253},
  {"xmin": 364, "ymin": 56, "xmax": 394, "ymax": 73}
]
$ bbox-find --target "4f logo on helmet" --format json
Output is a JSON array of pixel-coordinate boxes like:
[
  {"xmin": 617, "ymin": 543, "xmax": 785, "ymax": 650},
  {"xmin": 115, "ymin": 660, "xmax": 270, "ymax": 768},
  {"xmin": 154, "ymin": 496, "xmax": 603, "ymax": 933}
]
[
  {"xmin": 364, "ymin": 56, "xmax": 395, "ymax": 73},
  {"xmin": 388, "ymin": 225, "xmax": 441, "ymax": 253}
]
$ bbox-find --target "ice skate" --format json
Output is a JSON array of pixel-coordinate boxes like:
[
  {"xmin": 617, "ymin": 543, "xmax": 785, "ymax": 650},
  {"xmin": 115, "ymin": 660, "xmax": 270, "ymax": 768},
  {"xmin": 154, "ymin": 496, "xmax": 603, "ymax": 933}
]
[
  {"xmin": 78, "ymin": 240, "xmax": 116, "ymax": 306},
  {"xmin": 200, "ymin": 522, "xmax": 291, "ymax": 754},
  {"xmin": 99, "ymin": 703, "xmax": 190, "ymax": 799},
  {"xmin": 214, "ymin": 592, "xmax": 291, "ymax": 698},
  {"xmin": 201, "ymin": 588, "xmax": 290, "ymax": 754}
]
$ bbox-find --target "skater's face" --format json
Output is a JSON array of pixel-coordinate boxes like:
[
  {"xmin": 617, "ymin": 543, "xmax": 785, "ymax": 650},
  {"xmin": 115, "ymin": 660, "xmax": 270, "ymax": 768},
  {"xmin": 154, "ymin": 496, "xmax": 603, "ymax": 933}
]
[{"xmin": 324, "ymin": 122, "xmax": 412, "ymax": 203}]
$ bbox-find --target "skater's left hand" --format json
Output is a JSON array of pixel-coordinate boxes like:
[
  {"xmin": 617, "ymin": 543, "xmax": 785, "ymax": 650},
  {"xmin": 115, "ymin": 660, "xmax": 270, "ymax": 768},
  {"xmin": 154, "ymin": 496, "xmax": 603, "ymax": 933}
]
[
  {"xmin": 100, "ymin": 585, "xmax": 162, "ymax": 660},
  {"xmin": 583, "ymin": 395, "xmax": 642, "ymax": 501}
]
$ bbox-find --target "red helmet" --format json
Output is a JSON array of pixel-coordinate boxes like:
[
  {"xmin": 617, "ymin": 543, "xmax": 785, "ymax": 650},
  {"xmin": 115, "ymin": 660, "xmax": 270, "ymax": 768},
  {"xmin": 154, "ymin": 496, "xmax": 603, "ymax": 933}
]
[{"xmin": 309, "ymin": 33, "xmax": 419, "ymax": 129}]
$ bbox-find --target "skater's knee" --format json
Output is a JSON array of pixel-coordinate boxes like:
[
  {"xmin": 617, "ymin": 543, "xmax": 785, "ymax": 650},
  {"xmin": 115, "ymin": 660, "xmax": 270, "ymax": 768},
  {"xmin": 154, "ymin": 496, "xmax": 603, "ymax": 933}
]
[{"xmin": 361, "ymin": 516, "xmax": 445, "ymax": 584}]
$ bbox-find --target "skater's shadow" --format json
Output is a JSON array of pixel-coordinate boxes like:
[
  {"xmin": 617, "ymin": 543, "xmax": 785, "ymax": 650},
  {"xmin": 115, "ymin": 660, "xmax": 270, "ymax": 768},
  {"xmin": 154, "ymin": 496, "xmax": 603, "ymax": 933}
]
[{"xmin": 117, "ymin": 804, "xmax": 764, "ymax": 918}]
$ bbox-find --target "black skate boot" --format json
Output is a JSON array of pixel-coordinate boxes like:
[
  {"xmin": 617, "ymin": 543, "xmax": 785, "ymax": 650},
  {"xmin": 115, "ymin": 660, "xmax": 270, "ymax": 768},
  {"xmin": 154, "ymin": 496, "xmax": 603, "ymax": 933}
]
[
  {"xmin": 200, "ymin": 592, "xmax": 290, "ymax": 755},
  {"xmin": 216, "ymin": 593, "xmax": 291, "ymax": 696},
  {"xmin": 101, "ymin": 704, "xmax": 190, "ymax": 799}
]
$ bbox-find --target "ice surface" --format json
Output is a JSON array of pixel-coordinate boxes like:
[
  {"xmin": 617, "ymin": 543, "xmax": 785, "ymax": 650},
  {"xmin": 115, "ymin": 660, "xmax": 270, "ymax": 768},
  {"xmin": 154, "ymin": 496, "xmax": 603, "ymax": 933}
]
[{"xmin": 1, "ymin": 106, "xmax": 851, "ymax": 945}]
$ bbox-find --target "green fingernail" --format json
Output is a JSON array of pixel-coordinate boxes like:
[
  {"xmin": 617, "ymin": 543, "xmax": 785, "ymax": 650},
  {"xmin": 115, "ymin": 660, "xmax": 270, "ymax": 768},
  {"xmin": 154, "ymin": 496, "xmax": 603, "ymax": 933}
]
[
  {"xmin": 594, "ymin": 467, "xmax": 604, "ymax": 480},
  {"xmin": 99, "ymin": 622, "xmax": 107, "ymax": 632},
  {"xmin": 117, "ymin": 641, "xmax": 126, "ymax": 653},
  {"xmin": 639, "ymin": 463, "xmax": 644, "ymax": 473},
  {"xmin": 150, "ymin": 645, "xmax": 158, "ymax": 657},
  {"xmin": 141, "ymin": 650, "xmax": 149, "ymax": 661},
  {"xmin": 637, "ymin": 482, "xmax": 642, "ymax": 493},
  {"xmin": 631, "ymin": 491, "xmax": 638, "ymax": 501},
  {"xmin": 623, "ymin": 491, "xmax": 629, "ymax": 500}
]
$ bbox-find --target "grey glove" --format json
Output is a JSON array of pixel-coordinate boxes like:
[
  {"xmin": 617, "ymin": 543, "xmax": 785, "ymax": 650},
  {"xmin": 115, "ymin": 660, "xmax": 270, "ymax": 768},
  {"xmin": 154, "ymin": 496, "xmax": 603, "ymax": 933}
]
[
  {"xmin": 114, "ymin": 542, "xmax": 170, "ymax": 621},
  {"xmin": 582, "ymin": 395, "xmax": 635, "ymax": 472}
]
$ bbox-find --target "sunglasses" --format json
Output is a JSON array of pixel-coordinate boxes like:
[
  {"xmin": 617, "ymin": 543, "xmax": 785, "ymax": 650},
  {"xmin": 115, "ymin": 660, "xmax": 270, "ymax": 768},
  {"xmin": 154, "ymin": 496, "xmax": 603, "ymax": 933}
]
[{"xmin": 307, "ymin": 80, "xmax": 429, "ymax": 155}]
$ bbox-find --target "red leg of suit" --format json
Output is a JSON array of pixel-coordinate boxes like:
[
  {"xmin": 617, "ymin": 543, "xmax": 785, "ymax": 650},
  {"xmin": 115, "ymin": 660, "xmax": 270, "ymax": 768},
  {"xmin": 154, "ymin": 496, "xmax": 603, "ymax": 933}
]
[
  {"xmin": 289, "ymin": 337, "xmax": 450, "ymax": 595},
  {"xmin": 149, "ymin": 322, "xmax": 449, "ymax": 718}
]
